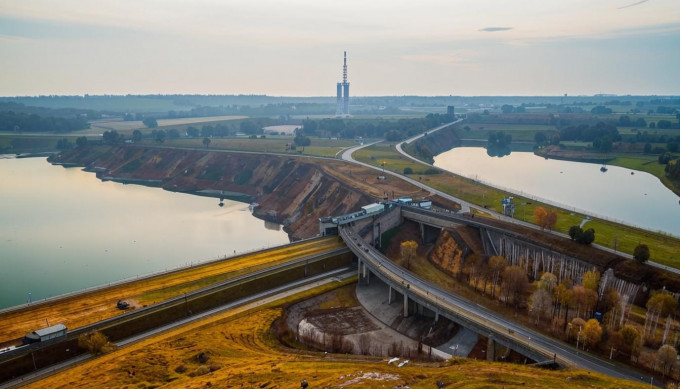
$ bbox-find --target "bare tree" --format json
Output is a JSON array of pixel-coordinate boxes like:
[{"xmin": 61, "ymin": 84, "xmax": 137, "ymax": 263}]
[
  {"xmin": 487, "ymin": 255, "xmax": 507, "ymax": 298},
  {"xmin": 529, "ymin": 288, "xmax": 552, "ymax": 325}
]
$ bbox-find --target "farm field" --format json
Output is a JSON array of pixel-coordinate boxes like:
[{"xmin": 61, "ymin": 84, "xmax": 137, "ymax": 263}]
[
  {"xmin": 89, "ymin": 116, "xmax": 248, "ymax": 133},
  {"xmin": 142, "ymin": 136, "xmax": 358, "ymax": 158},
  {"xmin": 23, "ymin": 283, "xmax": 641, "ymax": 389},
  {"xmin": 0, "ymin": 237, "xmax": 343, "ymax": 344}
]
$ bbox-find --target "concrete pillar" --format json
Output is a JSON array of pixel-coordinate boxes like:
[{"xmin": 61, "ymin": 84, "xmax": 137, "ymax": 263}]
[
  {"xmin": 420, "ymin": 222, "xmax": 425, "ymax": 242},
  {"xmin": 486, "ymin": 335, "xmax": 495, "ymax": 361},
  {"xmin": 388, "ymin": 286, "xmax": 393, "ymax": 305},
  {"xmin": 357, "ymin": 259, "xmax": 362, "ymax": 279},
  {"xmin": 434, "ymin": 310, "xmax": 439, "ymax": 323},
  {"xmin": 403, "ymin": 294, "xmax": 409, "ymax": 317},
  {"xmin": 365, "ymin": 266, "xmax": 370, "ymax": 285}
]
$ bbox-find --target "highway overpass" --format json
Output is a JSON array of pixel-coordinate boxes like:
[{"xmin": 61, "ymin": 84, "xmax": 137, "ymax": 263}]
[{"xmin": 339, "ymin": 225, "xmax": 653, "ymax": 385}]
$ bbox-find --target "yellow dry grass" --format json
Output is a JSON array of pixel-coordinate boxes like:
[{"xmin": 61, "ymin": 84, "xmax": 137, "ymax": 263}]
[
  {"xmin": 24, "ymin": 283, "xmax": 644, "ymax": 389},
  {"xmin": 0, "ymin": 237, "xmax": 343, "ymax": 343}
]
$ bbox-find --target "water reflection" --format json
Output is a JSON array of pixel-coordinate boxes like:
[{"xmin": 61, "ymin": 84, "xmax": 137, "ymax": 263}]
[
  {"xmin": 433, "ymin": 147, "xmax": 680, "ymax": 236},
  {"xmin": 265, "ymin": 220, "xmax": 282, "ymax": 231},
  {"xmin": 0, "ymin": 157, "xmax": 289, "ymax": 309}
]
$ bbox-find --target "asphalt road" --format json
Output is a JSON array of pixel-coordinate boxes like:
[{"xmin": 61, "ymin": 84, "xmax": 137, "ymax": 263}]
[
  {"xmin": 340, "ymin": 226, "xmax": 656, "ymax": 386},
  {"xmin": 0, "ymin": 268, "xmax": 356, "ymax": 389},
  {"xmin": 341, "ymin": 120, "xmax": 678, "ymax": 275}
]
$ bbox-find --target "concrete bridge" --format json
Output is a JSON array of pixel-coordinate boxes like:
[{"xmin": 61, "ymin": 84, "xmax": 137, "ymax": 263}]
[{"xmin": 338, "ymin": 215, "xmax": 650, "ymax": 384}]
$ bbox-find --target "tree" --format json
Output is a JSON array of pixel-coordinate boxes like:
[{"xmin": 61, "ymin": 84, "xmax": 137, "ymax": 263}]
[
  {"xmin": 647, "ymin": 293, "xmax": 677, "ymax": 318},
  {"xmin": 618, "ymin": 324, "xmax": 641, "ymax": 357},
  {"xmin": 534, "ymin": 132, "xmax": 547, "ymax": 144},
  {"xmin": 544, "ymin": 209, "xmax": 557, "ymax": 230},
  {"xmin": 186, "ymin": 126, "xmax": 200, "ymax": 137},
  {"xmin": 633, "ymin": 244, "xmax": 650, "ymax": 263},
  {"xmin": 403, "ymin": 167, "xmax": 413, "ymax": 174},
  {"xmin": 142, "ymin": 117, "xmax": 158, "ymax": 128},
  {"xmin": 568, "ymin": 225, "xmax": 581, "ymax": 241},
  {"xmin": 400, "ymin": 240, "xmax": 418, "ymax": 270},
  {"xmin": 102, "ymin": 130, "xmax": 120, "ymax": 144},
  {"xmin": 658, "ymin": 344, "xmax": 677, "ymax": 378},
  {"xmin": 533, "ymin": 207, "xmax": 557, "ymax": 230},
  {"xmin": 203, "ymin": 137, "xmax": 211, "ymax": 148},
  {"xmin": 154, "ymin": 130, "xmax": 166, "ymax": 144},
  {"xmin": 78, "ymin": 331, "xmax": 115, "ymax": 355},
  {"xmin": 570, "ymin": 317, "xmax": 586, "ymax": 342},
  {"xmin": 487, "ymin": 256, "xmax": 507, "ymax": 297},
  {"xmin": 580, "ymin": 228, "xmax": 595, "ymax": 245},
  {"xmin": 582, "ymin": 269, "xmax": 601, "ymax": 292},
  {"xmin": 533, "ymin": 207, "xmax": 548, "ymax": 229},
  {"xmin": 201, "ymin": 125, "xmax": 214, "ymax": 138},
  {"xmin": 538, "ymin": 272, "xmax": 557, "ymax": 294},
  {"xmin": 76, "ymin": 136, "xmax": 88, "ymax": 147},
  {"xmin": 501, "ymin": 266, "xmax": 529, "ymax": 307},
  {"xmin": 582, "ymin": 319, "xmax": 603, "ymax": 349},
  {"xmin": 132, "ymin": 130, "xmax": 142, "ymax": 143},
  {"xmin": 529, "ymin": 288, "xmax": 552, "ymax": 324}
]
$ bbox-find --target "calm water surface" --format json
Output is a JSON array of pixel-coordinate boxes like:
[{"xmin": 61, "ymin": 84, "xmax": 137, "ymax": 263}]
[
  {"xmin": 0, "ymin": 157, "xmax": 289, "ymax": 309},
  {"xmin": 434, "ymin": 148, "xmax": 680, "ymax": 236}
]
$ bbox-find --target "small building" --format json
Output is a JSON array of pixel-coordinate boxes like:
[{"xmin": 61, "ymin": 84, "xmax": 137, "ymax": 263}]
[
  {"xmin": 501, "ymin": 197, "xmax": 515, "ymax": 217},
  {"xmin": 23, "ymin": 323, "xmax": 67, "ymax": 344}
]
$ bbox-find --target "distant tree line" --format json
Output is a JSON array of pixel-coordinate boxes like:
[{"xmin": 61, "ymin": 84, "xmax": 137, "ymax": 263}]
[
  {"xmin": 301, "ymin": 113, "xmax": 455, "ymax": 141},
  {"xmin": 558, "ymin": 122, "xmax": 621, "ymax": 152},
  {"xmin": 0, "ymin": 110, "xmax": 89, "ymax": 133}
]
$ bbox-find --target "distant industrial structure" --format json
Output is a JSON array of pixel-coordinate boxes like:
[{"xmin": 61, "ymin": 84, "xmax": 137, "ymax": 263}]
[{"xmin": 335, "ymin": 51, "xmax": 350, "ymax": 117}]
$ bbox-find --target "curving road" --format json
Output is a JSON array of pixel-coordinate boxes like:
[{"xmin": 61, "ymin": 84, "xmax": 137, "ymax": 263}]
[
  {"xmin": 340, "ymin": 226, "xmax": 655, "ymax": 385},
  {"xmin": 341, "ymin": 120, "xmax": 678, "ymax": 275}
]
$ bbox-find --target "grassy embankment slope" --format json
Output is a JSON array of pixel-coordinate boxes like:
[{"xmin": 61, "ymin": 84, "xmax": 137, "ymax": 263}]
[
  {"xmin": 24, "ymin": 282, "xmax": 641, "ymax": 389},
  {"xmin": 0, "ymin": 237, "xmax": 343, "ymax": 344},
  {"xmin": 354, "ymin": 143, "xmax": 680, "ymax": 268}
]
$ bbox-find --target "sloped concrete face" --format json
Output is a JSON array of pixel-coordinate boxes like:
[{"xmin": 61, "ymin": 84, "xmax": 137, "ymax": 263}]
[{"xmin": 355, "ymin": 277, "xmax": 475, "ymax": 359}]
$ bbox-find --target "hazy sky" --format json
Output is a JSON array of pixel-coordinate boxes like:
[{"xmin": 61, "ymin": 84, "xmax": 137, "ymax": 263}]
[{"xmin": 1, "ymin": 0, "xmax": 679, "ymax": 96}]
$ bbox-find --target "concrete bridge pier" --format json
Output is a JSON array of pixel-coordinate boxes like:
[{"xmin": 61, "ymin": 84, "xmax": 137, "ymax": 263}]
[
  {"xmin": 487, "ymin": 334, "xmax": 495, "ymax": 361},
  {"xmin": 403, "ymin": 294, "xmax": 409, "ymax": 317},
  {"xmin": 388, "ymin": 285, "xmax": 394, "ymax": 304},
  {"xmin": 419, "ymin": 222, "xmax": 425, "ymax": 242},
  {"xmin": 357, "ymin": 259, "xmax": 370, "ymax": 285}
]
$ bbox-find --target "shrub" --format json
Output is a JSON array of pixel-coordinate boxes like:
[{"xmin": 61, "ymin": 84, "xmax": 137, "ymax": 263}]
[{"xmin": 403, "ymin": 167, "xmax": 413, "ymax": 174}]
